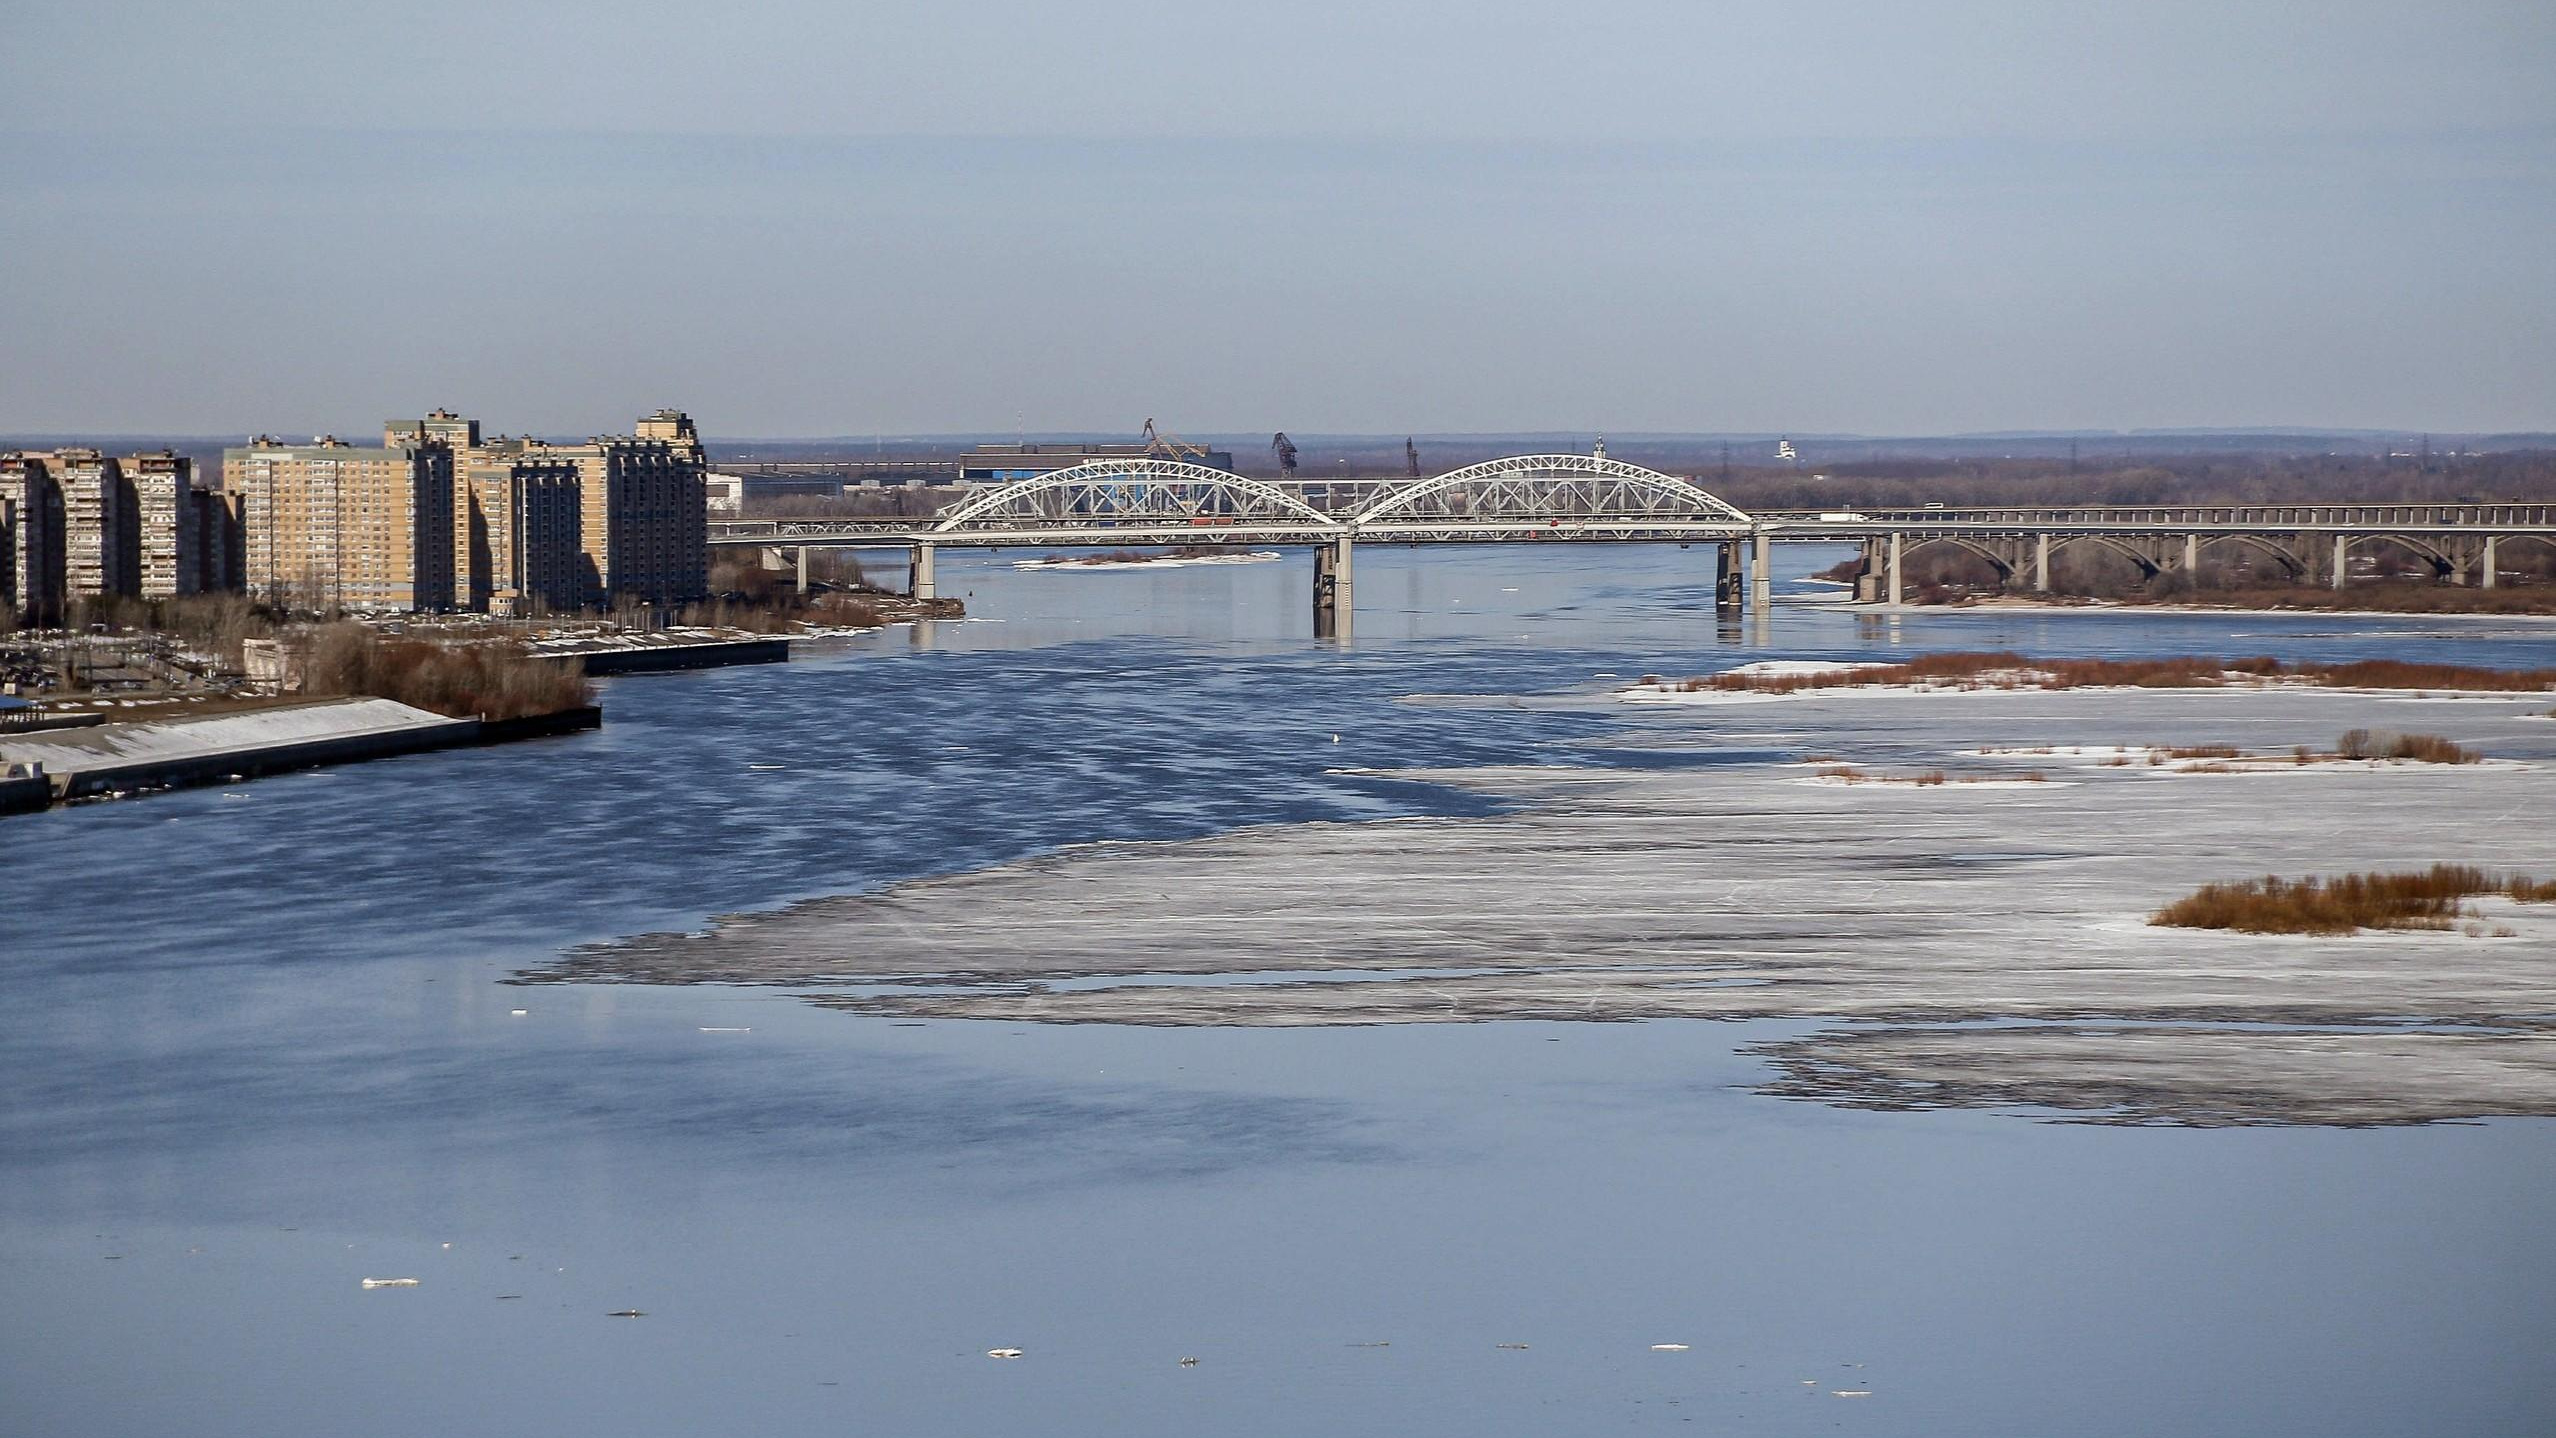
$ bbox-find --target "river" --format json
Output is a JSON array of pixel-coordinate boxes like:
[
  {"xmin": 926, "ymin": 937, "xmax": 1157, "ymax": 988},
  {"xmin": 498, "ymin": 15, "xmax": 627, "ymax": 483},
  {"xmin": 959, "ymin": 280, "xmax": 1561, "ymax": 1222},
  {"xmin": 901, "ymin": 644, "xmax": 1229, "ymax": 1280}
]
[{"xmin": 5, "ymin": 543, "xmax": 2552, "ymax": 1436}]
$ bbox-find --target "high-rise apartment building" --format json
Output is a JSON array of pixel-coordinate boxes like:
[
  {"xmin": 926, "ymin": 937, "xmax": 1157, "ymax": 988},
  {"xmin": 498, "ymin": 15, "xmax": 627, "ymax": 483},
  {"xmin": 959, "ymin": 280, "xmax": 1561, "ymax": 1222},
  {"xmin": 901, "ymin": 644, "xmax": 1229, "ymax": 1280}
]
[
  {"xmin": 456, "ymin": 439, "xmax": 585, "ymax": 616},
  {"xmin": 224, "ymin": 407, "xmax": 707, "ymax": 615},
  {"xmin": 1, "ymin": 454, "xmax": 67, "ymax": 624},
  {"xmin": 545, "ymin": 410, "xmax": 708, "ymax": 609},
  {"xmin": 129, "ymin": 451, "xmax": 202, "ymax": 599},
  {"xmin": 53, "ymin": 450, "xmax": 140, "ymax": 601},
  {"xmin": 223, "ymin": 437, "xmax": 455, "ymax": 612},
  {"xmin": 192, "ymin": 487, "xmax": 245, "ymax": 596},
  {"xmin": 5, "ymin": 449, "xmax": 239, "ymax": 618},
  {"xmin": 385, "ymin": 408, "xmax": 482, "ymax": 455}
]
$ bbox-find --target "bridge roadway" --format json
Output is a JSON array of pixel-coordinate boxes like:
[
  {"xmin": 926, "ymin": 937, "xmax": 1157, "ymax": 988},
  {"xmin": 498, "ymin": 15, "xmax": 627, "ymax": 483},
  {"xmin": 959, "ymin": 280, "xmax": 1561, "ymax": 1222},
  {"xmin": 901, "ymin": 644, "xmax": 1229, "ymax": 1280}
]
[{"xmin": 706, "ymin": 453, "xmax": 2556, "ymax": 625}]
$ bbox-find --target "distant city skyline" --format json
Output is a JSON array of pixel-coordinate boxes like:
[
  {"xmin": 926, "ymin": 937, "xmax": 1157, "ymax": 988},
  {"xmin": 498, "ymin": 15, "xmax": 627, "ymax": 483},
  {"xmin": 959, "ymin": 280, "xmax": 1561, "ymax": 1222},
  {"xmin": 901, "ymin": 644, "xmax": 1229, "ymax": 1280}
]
[{"xmin": 4, "ymin": 2, "xmax": 2551, "ymax": 436}]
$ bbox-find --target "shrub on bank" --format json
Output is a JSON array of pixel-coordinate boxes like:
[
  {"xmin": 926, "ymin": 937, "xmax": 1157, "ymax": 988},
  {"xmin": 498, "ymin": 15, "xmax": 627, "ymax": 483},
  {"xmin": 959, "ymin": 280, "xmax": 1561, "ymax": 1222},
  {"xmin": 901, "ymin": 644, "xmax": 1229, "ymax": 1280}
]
[
  {"xmin": 302, "ymin": 624, "xmax": 589, "ymax": 721},
  {"xmin": 2150, "ymin": 865, "xmax": 2556, "ymax": 935},
  {"xmin": 2335, "ymin": 729, "xmax": 2481, "ymax": 764}
]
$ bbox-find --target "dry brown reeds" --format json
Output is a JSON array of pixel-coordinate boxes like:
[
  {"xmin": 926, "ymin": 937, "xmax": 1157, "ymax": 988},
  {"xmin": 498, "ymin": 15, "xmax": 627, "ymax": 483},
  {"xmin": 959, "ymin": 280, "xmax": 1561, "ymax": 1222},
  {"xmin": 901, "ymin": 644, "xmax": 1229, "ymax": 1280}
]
[
  {"xmin": 2150, "ymin": 865, "xmax": 2556, "ymax": 935},
  {"xmin": 302, "ymin": 624, "xmax": 589, "ymax": 721},
  {"xmin": 2335, "ymin": 729, "xmax": 2481, "ymax": 764}
]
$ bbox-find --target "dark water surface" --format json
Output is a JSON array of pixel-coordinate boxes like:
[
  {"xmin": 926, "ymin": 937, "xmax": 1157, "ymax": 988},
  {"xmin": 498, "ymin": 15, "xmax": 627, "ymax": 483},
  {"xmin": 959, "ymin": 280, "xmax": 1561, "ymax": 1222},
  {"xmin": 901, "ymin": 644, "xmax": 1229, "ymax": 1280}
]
[{"xmin": 6, "ymin": 545, "xmax": 2553, "ymax": 1437}]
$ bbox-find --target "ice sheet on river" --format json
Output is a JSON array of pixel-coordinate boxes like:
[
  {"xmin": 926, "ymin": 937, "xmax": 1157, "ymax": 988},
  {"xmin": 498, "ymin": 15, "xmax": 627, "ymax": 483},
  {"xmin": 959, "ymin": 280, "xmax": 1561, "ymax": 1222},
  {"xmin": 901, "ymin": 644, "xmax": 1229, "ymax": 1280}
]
[{"xmin": 523, "ymin": 686, "xmax": 2556, "ymax": 1125}]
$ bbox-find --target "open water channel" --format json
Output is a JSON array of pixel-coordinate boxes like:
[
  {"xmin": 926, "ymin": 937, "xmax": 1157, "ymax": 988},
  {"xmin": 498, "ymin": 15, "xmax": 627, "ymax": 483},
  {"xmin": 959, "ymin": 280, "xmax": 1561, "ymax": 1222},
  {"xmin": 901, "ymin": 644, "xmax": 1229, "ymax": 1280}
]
[{"xmin": 5, "ymin": 544, "xmax": 2552, "ymax": 1436}]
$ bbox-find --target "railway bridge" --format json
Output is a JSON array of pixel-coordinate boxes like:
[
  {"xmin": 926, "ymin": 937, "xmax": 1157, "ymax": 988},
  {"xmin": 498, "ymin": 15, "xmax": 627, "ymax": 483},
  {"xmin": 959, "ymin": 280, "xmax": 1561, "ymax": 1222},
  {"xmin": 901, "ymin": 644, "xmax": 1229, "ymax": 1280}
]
[{"xmin": 706, "ymin": 451, "xmax": 2556, "ymax": 631}]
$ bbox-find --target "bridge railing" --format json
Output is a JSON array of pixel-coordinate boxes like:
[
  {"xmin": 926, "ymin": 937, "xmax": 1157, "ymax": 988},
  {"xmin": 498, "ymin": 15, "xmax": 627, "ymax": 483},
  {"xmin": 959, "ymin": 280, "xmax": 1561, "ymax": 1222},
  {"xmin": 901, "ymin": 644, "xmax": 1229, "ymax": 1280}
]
[{"xmin": 1758, "ymin": 503, "xmax": 2556, "ymax": 527}]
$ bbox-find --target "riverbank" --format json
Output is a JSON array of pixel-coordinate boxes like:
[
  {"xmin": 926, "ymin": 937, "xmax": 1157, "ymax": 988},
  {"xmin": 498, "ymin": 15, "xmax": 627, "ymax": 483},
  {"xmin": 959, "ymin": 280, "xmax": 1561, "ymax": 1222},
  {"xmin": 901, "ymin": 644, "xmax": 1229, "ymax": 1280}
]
[
  {"xmin": 0, "ymin": 696, "xmax": 600, "ymax": 809},
  {"xmin": 521, "ymin": 680, "xmax": 2556, "ymax": 1126}
]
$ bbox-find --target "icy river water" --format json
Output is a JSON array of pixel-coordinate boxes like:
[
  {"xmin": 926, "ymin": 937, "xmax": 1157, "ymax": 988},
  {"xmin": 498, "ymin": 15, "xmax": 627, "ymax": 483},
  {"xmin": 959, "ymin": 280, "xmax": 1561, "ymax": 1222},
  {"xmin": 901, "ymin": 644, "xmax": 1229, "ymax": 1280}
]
[{"xmin": 5, "ymin": 544, "xmax": 2553, "ymax": 1437}]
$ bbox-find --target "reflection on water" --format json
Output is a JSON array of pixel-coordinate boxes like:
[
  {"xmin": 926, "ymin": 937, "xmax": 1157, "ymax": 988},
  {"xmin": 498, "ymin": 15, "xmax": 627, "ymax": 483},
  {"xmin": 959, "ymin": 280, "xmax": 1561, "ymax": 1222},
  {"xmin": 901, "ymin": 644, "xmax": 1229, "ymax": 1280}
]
[{"xmin": 5, "ymin": 543, "xmax": 2553, "ymax": 1437}]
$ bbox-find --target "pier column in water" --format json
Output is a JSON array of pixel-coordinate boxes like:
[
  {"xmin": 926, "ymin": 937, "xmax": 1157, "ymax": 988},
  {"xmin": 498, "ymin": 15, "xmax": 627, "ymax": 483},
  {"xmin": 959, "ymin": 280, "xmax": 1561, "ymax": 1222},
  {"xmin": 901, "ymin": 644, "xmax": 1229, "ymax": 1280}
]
[
  {"xmin": 2330, "ymin": 534, "xmax": 2349, "ymax": 590},
  {"xmin": 1749, "ymin": 530, "xmax": 1772, "ymax": 613},
  {"xmin": 909, "ymin": 542, "xmax": 937, "ymax": 600},
  {"xmin": 2033, "ymin": 533, "xmax": 2051, "ymax": 592},
  {"xmin": 1313, "ymin": 536, "xmax": 1353, "ymax": 638},
  {"xmin": 795, "ymin": 546, "xmax": 811, "ymax": 593},
  {"xmin": 2181, "ymin": 533, "xmax": 2199, "ymax": 578},
  {"xmin": 1887, "ymin": 532, "xmax": 1905, "ymax": 606},
  {"xmin": 1715, "ymin": 542, "xmax": 1742, "ymax": 612},
  {"xmin": 2482, "ymin": 535, "xmax": 2500, "ymax": 589}
]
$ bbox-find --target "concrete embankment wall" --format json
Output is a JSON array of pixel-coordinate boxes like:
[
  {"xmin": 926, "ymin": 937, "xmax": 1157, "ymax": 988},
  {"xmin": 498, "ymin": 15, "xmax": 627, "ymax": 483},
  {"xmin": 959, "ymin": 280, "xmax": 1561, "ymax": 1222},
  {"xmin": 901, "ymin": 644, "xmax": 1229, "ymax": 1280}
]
[
  {"xmin": 0, "ymin": 698, "xmax": 598, "ymax": 807},
  {"xmin": 0, "ymin": 698, "xmax": 475, "ymax": 801},
  {"xmin": 542, "ymin": 638, "xmax": 791, "ymax": 675},
  {"xmin": 0, "ymin": 771, "xmax": 46, "ymax": 814}
]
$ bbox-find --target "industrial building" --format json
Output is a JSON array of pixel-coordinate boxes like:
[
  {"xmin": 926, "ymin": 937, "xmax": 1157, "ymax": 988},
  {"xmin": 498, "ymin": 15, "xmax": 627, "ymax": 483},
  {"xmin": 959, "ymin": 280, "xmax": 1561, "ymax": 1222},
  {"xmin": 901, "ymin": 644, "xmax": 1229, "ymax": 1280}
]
[{"xmin": 956, "ymin": 442, "xmax": 1234, "ymax": 484}]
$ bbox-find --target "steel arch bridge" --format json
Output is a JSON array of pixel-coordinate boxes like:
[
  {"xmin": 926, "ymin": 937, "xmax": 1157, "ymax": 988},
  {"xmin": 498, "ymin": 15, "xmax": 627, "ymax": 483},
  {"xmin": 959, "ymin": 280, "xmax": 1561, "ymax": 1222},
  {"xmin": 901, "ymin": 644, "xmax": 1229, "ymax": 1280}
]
[
  {"xmin": 702, "ymin": 453, "xmax": 2556, "ymax": 623},
  {"xmin": 930, "ymin": 458, "xmax": 1338, "ymax": 538},
  {"xmin": 709, "ymin": 452, "xmax": 1758, "ymax": 547},
  {"xmin": 1351, "ymin": 453, "xmax": 1754, "ymax": 537}
]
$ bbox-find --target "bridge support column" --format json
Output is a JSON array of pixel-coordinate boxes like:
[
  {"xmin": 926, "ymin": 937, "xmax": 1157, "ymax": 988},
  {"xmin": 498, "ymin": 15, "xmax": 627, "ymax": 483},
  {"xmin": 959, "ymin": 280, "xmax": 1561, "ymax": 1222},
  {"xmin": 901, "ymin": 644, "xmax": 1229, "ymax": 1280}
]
[
  {"xmin": 2033, "ymin": 533, "xmax": 2051, "ymax": 593},
  {"xmin": 2330, "ymin": 534, "xmax": 2349, "ymax": 590},
  {"xmin": 795, "ymin": 546, "xmax": 811, "ymax": 594},
  {"xmin": 1715, "ymin": 542, "xmax": 1741, "ymax": 612},
  {"xmin": 1313, "ymin": 537, "xmax": 1353, "ymax": 638},
  {"xmin": 1887, "ymin": 532, "xmax": 1905, "ymax": 607},
  {"xmin": 909, "ymin": 542, "xmax": 937, "ymax": 601},
  {"xmin": 2181, "ymin": 533, "xmax": 2199, "ymax": 578},
  {"xmin": 2482, "ymin": 535, "xmax": 2500, "ymax": 589},
  {"xmin": 1750, "ymin": 530, "xmax": 1771, "ymax": 613}
]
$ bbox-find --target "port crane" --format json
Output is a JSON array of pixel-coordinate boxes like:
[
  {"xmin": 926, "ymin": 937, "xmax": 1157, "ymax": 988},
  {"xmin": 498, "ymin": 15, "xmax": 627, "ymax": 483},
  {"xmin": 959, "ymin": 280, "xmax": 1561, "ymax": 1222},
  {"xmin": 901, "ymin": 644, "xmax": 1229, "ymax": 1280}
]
[{"xmin": 1141, "ymin": 418, "xmax": 1210, "ymax": 463}]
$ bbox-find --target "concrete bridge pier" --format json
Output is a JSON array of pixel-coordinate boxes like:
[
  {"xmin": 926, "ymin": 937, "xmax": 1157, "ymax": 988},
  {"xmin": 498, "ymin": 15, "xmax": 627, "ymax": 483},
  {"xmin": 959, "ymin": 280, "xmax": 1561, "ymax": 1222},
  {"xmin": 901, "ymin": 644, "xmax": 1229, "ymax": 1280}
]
[
  {"xmin": 908, "ymin": 542, "xmax": 937, "ymax": 600},
  {"xmin": 1313, "ymin": 536, "xmax": 1353, "ymax": 638},
  {"xmin": 2482, "ymin": 535, "xmax": 2500, "ymax": 589},
  {"xmin": 2330, "ymin": 534, "xmax": 2349, "ymax": 590},
  {"xmin": 1847, "ymin": 539, "xmax": 1882, "ymax": 602},
  {"xmin": 2033, "ymin": 533, "xmax": 2051, "ymax": 592},
  {"xmin": 1886, "ymin": 531, "xmax": 1905, "ymax": 606},
  {"xmin": 1749, "ymin": 530, "xmax": 1772, "ymax": 613},
  {"xmin": 1714, "ymin": 542, "xmax": 1742, "ymax": 612},
  {"xmin": 795, "ymin": 546, "xmax": 811, "ymax": 593}
]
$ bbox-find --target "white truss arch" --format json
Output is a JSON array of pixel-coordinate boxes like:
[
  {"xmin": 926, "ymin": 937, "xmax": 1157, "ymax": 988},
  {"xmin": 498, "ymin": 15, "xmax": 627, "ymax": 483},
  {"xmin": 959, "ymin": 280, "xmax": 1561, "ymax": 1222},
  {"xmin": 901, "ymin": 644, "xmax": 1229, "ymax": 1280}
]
[
  {"xmin": 934, "ymin": 459, "xmax": 1340, "ymax": 533},
  {"xmin": 1353, "ymin": 454, "xmax": 1751, "ymax": 527}
]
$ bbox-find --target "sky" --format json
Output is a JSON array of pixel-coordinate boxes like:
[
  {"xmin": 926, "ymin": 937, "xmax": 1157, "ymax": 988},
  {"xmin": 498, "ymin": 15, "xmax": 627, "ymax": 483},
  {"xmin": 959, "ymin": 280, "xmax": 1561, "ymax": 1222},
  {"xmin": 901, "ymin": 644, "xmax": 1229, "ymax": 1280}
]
[{"xmin": 2, "ymin": 1, "xmax": 2551, "ymax": 438}]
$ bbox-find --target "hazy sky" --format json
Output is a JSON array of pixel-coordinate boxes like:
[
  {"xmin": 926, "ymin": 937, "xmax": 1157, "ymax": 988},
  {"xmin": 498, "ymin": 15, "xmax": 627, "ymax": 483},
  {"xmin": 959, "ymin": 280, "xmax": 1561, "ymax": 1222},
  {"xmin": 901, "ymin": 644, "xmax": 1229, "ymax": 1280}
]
[{"xmin": 4, "ymin": 1, "xmax": 2551, "ymax": 437}]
